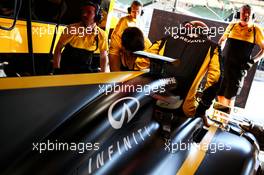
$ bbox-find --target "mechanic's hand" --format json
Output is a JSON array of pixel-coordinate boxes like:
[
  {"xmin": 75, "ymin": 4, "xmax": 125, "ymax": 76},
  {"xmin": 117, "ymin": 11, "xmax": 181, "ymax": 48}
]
[
  {"xmin": 196, "ymin": 113, "xmax": 210, "ymax": 127},
  {"xmin": 196, "ymin": 102, "xmax": 210, "ymax": 127}
]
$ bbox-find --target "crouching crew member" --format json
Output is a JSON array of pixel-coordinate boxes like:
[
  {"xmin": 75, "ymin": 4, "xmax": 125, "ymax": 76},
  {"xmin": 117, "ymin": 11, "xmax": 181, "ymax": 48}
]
[{"xmin": 116, "ymin": 27, "xmax": 151, "ymax": 71}]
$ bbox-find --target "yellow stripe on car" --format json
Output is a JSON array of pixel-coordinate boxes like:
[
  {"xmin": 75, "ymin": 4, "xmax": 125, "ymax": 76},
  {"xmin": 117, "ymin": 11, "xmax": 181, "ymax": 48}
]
[
  {"xmin": 0, "ymin": 71, "xmax": 145, "ymax": 90},
  {"xmin": 176, "ymin": 126, "xmax": 217, "ymax": 175}
]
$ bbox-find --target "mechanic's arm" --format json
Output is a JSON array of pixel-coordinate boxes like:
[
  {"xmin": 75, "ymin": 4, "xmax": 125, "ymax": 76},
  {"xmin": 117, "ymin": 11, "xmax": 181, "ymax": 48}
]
[
  {"xmin": 218, "ymin": 23, "xmax": 235, "ymax": 48},
  {"xmin": 252, "ymin": 26, "xmax": 264, "ymax": 62},
  {"xmin": 99, "ymin": 29, "xmax": 110, "ymax": 72},
  {"xmin": 109, "ymin": 26, "xmax": 122, "ymax": 71},
  {"xmin": 205, "ymin": 47, "xmax": 221, "ymax": 89},
  {"xmin": 218, "ymin": 35, "xmax": 227, "ymax": 47},
  {"xmin": 252, "ymin": 45, "xmax": 264, "ymax": 63},
  {"xmin": 108, "ymin": 18, "xmax": 127, "ymax": 72},
  {"xmin": 53, "ymin": 26, "xmax": 71, "ymax": 69},
  {"xmin": 53, "ymin": 41, "xmax": 64, "ymax": 69},
  {"xmin": 109, "ymin": 54, "xmax": 121, "ymax": 71},
  {"xmin": 100, "ymin": 50, "xmax": 109, "ymax": 72}
]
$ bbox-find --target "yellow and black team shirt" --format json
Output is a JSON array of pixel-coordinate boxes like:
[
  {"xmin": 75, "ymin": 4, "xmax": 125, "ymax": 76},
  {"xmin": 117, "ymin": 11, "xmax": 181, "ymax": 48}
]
[
  {"xmin": 59, "ymin": 22, "xmax": 108, "ymax": 53},
  {"xmin": 224, "ymin": 22, "xmax": 264, "ymax": 45},
  {"xmin": 148, "ymin": 35, "xmax": 221, "ymax": 116},
  {"xmin": 223, "ymin": 22, "xmax": 264, "ymax": 66},
  {"xmin": 109, "ymin": 15, "xmax": 151, "ymax": 70}
]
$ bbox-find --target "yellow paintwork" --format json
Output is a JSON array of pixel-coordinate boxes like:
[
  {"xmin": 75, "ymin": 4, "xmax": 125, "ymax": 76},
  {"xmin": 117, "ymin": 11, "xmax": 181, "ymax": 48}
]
[
  {"xmin": 0, "ymin": 71, "xmax": 145, "ymax": 90},
  {"xmin": 176, "ymin": 126, "xmax": 218, "ymax": 175},
  {"xmin": 0, "ymin": 17, "xmax": 65, "ymax": 53},
  {"xmin": 0, "ymin": 0, "xmax": 127, "ymax": 54}
]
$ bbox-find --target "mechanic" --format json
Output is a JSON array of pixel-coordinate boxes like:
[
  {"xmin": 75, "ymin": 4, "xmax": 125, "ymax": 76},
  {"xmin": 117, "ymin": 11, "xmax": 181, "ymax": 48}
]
[
  {"xmin": 53, "ymin": 0, "xmax": 109, "ymax": 74},
  {"xmin": 109, "ymin": 0, "xmax": 152, "ymax": 71},
  {"xmin": 217, "ymin": 4, "xmax": 264, "ymax": 107},
  {"xmin": 118, "ymin": 27, "xmax": 151, "ymax": 71}
]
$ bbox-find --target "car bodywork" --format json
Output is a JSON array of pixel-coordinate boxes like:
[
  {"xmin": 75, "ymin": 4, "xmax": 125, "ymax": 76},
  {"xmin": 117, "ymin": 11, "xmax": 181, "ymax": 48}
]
[
  {"xmin": 0, "ymin": 1, "xmax": 263, "ymax": 174},
  {"xmin": 0, "ymin": 72, "xmax": 262, "ymax": 175}
]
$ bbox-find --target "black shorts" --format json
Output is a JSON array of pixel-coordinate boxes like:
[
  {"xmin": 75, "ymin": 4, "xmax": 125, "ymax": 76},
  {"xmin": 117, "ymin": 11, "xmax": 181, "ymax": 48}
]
[
  {"xmin": 60, "ymin": 45, "xmax": 100, "ymax": 74},
  {"xmin": 218, "ymin": 63, "xmax": 246, "ymax": 99}
]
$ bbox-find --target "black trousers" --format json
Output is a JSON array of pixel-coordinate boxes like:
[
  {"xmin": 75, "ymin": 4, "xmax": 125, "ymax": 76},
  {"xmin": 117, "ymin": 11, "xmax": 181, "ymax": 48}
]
[{"xmin": 218, "ymin": 62, "xmax": 245, "ymax": 99}]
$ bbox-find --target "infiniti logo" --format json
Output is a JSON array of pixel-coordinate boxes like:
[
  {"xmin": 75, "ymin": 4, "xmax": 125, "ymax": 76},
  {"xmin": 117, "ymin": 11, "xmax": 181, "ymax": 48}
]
[{"xmin": 108, "ymin": 97, "xmax": 140, "ymax": 129}]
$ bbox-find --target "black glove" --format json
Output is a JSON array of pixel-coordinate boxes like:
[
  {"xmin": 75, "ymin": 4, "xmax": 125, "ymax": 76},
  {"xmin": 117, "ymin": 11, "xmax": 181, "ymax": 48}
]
[
  {"xmin": 242, "ymin": 59, "xmax": 255, "ymax": 70},
  {"xmin": 196, "ymin": 100, "xmax": 210, "ymax": 127},
  {"xmin": 196, "ymin": 101, "xmax": 209, "ymax": 115}
]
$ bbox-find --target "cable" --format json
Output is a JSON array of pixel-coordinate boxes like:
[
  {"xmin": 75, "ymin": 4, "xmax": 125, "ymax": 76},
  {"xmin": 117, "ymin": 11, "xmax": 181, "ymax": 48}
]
[
  {"xmin": 0, "ymin": 0, "xmax": 22, "ymax": 31},
  {"xmin": 49, "ymin": 0, "xmax": 65, "ymax": 58},
  {"xmin": 25, "ymin": 0, "xmax": 35, "ymax": 75}
]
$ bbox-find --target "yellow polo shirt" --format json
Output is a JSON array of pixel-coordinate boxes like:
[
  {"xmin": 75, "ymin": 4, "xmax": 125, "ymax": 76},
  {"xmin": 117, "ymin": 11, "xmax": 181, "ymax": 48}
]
[
  {"xmin": 58, "ymin": 22, "xmax": 108, "ymax": 52},
  {"xmin": 224, "ymin": 22, "xmax": 264, "ymax": 46}
]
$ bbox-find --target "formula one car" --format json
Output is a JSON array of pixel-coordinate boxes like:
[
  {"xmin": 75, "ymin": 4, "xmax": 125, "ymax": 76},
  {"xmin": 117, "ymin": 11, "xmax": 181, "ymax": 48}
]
[
  {"xmin": 0, "ymin": 71, "xmax": 263, "ymax": 175},
  {"xmin": 1, "ymin": 1, "xmax": 263, "ymax": 174}
]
